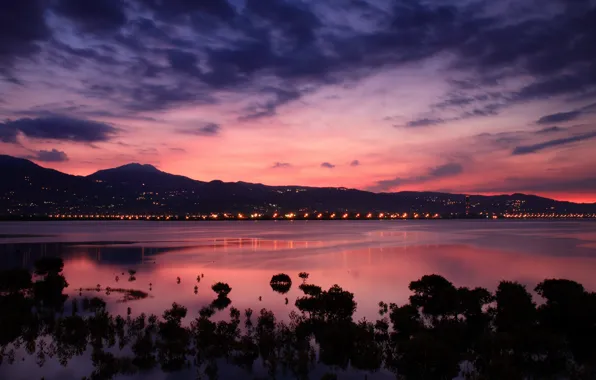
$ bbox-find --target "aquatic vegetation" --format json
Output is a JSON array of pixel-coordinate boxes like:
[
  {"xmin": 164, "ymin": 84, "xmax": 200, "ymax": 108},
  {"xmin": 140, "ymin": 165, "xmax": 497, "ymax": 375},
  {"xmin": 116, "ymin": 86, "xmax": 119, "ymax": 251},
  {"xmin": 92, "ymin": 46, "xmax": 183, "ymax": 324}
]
[
  {"xmin": 211, "ymin": 282, "xmax": 232, "ymax": 297},
  {"xmin": 270, "ymin": 273, "xmax": 292, "ymax": 294},
  {"xmin": 0, "ymin": 268, "xmax": 31, "ymax": 294},
  {"xmin": 2, "ymin": 261, "xmax": 596, "ymax": 380},
  {"xmin": 81, "ymin": 287, "xmax": 149, "ymax": 302},
  {"xmin": 210, "ymin": 296, "xmax": 232, "ymax": 311},
  {"xmin": 299, "ymin": 283, "xmax": 322, "ymax": 296},
  {"xmin": 128, "ymin": 269, "xmax": 137, "ymax": 282},
  {"xmin": 34, "ymin": 257, "xmax": 64, "ymax": 276}
]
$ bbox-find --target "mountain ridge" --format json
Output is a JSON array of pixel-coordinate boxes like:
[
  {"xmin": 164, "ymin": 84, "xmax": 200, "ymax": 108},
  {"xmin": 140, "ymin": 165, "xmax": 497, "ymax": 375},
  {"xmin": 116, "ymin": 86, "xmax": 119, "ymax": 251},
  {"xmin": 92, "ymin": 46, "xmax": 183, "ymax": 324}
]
[{"xmin": 0, "ymin": 155, "xmax": 594, "ymax": 215}]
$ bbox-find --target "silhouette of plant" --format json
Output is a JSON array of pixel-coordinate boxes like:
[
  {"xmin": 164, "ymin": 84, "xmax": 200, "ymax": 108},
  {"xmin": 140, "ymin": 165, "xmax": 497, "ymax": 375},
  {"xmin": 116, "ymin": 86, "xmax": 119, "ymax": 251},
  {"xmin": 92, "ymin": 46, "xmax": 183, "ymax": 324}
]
[
  {"xmin": 0, "ymin": 268, "xmax": 32, "ymax": 294},
  {"xmin": 270, "ymin": 273, "xmax": 292, "ymax": 294},
  {"xmin": 299, "ymin": 283, "xmax": 322, "ymax": 296},
  {"xmin": 2, "ymin": 267, "xmax": 596, "ymax": 380},
  {"xmin": 211, "ymin": 296, "xmax": 232, "ymax": 311},
  {"xmin": 298, "ymin": 272, "xmax": 309, "ymax": 282},
  {"xmin": 211, "ymin": 282, "xmax": 232, "ymax": 297},
  {"xmin": 34, "ymin": 257, "xmax": 65, "ymax": 276}
]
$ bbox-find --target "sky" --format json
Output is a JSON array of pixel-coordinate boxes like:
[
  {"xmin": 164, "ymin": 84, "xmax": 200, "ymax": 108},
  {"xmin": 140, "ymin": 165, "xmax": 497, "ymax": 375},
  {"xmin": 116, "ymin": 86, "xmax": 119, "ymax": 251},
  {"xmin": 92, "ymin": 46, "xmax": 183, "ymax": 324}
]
[{"xmin": 0, "ymin": 0, "xmax": 595, "ymax": 203}]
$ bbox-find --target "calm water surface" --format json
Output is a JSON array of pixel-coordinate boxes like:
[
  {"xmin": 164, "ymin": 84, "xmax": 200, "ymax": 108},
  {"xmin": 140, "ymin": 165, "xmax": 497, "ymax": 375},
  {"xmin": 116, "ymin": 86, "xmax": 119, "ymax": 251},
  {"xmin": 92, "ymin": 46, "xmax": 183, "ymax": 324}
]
[{"xmin": 1, "ymin": 220, "xmax": 595, "ymax": 379}]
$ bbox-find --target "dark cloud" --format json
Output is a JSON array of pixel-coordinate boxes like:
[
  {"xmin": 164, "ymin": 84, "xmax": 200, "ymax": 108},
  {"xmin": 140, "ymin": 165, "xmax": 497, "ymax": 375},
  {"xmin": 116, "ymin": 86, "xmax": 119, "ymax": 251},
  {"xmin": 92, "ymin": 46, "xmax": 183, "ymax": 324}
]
[
  {"xmin": 536, "ymin": 126, "xmax": 564, "ymax": 134},
  {"xmin": 537, "ymin": 110, "xmax": 583, "ymax": 125},
  {"xmin": 350, "ymin": 160, "xmax": 360, "ymax": 167},
  {"xmin": 245, "ymin": 0, "xmax": 320, "ymax": 47},
  {"xmin": 2, "ymin": 0, "xmax": 596, "ymax": 123},
  {"xmin": 167, "ymin": 49, "xmax": 201, "ymax": 76},
  {"xmin": 0, "ymin": 116, "xmax": 118, "ymax": 143},
  {"xmin": 0, "ymin": 1, "xmax": 50, "ymax": 75},
  {"xmin": 404, "ymin": 118, "xmax": 445, "ymax": 128},
  {"xmin": 52, "ymin": 0, "xmax": 128, "ymax": 33},
  {"xmin": 321, "ymin": 162, "xmax": 336, "ymax": 169},
  {"xmin": 241, "ymin": 88, "xmax": 302, "ymax": 120},
  {"xmin": 512, "ymin": 131, "xmax": 596, "ymax": 155},
  {"xmin": 178, "ymin": 123, "xmax": 221, "ymax": 136},
  {"xmin": 369, "ymin": 163, "xmax": 463, "ymax": 192},
  {"xmin": 140, "ymin": 0, "xmax": 237, "ymax": 21},
  {"xmin": 428, "ymin": 163, "xmax": 464, "ymax": 177},
  {"xmin": 26, "ymin": 149, "xmax": 69, "ymax": 163},
  {"xmin": 124, "ymin": 84, "xmax": 217, "ymax": 112},
  {"xmin": 272, "ymin": 162, "xmax": 292, "ymax": 169}
]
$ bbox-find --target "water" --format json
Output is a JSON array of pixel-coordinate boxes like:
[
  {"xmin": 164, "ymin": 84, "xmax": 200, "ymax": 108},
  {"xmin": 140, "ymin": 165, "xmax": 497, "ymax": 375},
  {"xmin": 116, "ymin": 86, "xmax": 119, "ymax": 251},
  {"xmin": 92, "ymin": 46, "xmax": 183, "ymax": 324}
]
[{"xmin": 1, "ymin": 220, "xmax": 596, "ymax": 379}]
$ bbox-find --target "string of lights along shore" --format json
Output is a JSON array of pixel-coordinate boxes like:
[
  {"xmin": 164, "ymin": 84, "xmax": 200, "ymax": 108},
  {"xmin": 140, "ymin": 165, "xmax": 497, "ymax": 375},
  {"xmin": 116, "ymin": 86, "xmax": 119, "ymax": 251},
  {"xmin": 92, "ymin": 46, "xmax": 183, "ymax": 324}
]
[{"xmin": 40, "ymin": 212, "xmax": 596, "ymax": 221}]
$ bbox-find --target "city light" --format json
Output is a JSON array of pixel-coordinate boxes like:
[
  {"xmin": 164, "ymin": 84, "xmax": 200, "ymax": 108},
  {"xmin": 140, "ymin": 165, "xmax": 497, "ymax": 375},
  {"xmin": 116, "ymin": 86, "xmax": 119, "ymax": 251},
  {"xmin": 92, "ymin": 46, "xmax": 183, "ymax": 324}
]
[{"xmin": 21, "ymin": 211, "xmax": 596, "ymax": 222}]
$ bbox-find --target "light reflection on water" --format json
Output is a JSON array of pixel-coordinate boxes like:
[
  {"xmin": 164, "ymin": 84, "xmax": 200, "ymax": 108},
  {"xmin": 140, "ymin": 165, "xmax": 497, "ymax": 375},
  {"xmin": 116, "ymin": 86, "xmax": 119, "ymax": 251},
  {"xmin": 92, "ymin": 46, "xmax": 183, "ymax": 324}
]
[
  {"xmin": 1, "ymin": 220, "xmax": 596, "ymax": 320},
  {"xmin": 1, "ymin": 220, "xmax": 596, "ymax": 379}
]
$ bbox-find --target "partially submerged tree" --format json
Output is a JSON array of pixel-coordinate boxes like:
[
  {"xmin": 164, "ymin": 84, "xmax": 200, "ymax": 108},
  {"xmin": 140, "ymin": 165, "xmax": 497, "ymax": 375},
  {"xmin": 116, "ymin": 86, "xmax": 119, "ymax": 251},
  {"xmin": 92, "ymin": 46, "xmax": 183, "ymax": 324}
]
[
  {"xmin": 34, "ymin": 257, "xmax": 64, "ymax": 276},
  {"xmin": 211, "ymin": 282, "xmax": 232, "ymax": 298},
  {"xmin": 270, "ymin": 273, "xmax": 292, "ymax": 294}
]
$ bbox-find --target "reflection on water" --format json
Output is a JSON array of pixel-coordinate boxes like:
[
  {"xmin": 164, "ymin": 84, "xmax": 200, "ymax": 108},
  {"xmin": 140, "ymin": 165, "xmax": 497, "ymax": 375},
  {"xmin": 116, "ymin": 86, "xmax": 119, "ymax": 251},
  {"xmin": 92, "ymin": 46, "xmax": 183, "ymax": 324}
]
[
  {"xmin": 1, "ymin": 220, "xmax": 596, "ymax": 322},
  {"xmin": 1, "ymin": 221, "xmax": 596, "ymax": 379}
]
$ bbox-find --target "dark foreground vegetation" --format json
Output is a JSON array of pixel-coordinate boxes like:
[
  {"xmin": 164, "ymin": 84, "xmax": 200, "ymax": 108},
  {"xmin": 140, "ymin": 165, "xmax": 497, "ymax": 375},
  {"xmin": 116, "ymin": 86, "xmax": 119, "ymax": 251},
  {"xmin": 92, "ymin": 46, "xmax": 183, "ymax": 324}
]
[{"xmin": 2, "ymin": 260, "xmax": 596, "ymax": 379}]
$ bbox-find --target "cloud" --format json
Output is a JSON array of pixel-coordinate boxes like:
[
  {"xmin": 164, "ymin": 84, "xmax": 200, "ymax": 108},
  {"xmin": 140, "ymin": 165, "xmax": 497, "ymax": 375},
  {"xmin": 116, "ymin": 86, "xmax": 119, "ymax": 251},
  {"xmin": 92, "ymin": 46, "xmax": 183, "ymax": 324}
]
[
  {"xmin": 428, "ymin": 163, "xmax": 464, "ymax": 177},
  {"xmin": 537, "ymin": 110, "xmax": 582, "ymax": 125},
  {"xmin": 240, "ymin": 88, "xmax": 303, "ymax": 120},
  {"xmin": 142, "ymin": 0, "xmax": 237, "ymax": 21},
  {"xmin": 0, "ymin": 116, "xmax": 118, "ymax": 143},
  {"xmin": 178, "ymin": 123, "xmax": 221, "ymax": 136},
  {"xmin": 2, "ymin": 0, "xmax": 596, "ymax": 131},
  {"xmin": 52, "ymin": 0, "xmax": 128, "ymax": 33},
  {"xmin": 350, "ymin": 160, "xmax": 360, "ymax": 167},
  {"xmin": 404, "ymin": 118, "xmax": 445, "ymax": 128},
  {"xmin": 167, "ymin": 49, "xmax": 201, "ymax": 76},
  {"xmin": 369, "ymin": 163, "xmax": 463, "ymax": 192},
  {"xmin": 272, "ymin": 162, "xmax": 292, "ymax": 169},
  {"xmin": 0, "ymin": 1, "xmax": 50, "ymax": 76},
  {"xmin": 512, "ymin": 131, "xmax": 596, "ymax": 155},
  {"xmin": 536, "ymin": 126, "xmax": 564, "ymax": 134},
  {"xmin": 321, "ymin": 162, "xmax": 336, "ymax": 169},
  {"xmin": 123, "ymin": 84, "xmax": 217, "ymax": 112},
  {"xmin": 25, "ymin": 149, "xmax": 69, "ymax": 162}
]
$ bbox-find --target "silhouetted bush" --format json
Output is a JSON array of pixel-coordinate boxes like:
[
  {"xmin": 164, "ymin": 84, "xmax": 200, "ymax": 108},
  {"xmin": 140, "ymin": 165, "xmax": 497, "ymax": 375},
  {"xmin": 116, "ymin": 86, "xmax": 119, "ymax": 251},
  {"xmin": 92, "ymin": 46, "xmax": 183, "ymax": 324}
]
[
  {"xmin": 0, "ymin": 269, "xmax": 32, "ymax": 293},
  {"xmin": 211, "ymin": 282, "xmax": 232, "ymax": 297},
  {"xmin": 270, "ymin": 273, "xmax": 292, "ymax": 294},
  {"xmin": 299, "ymin": 283, "xmax": 322, "ymax": 296},
  {"xmin": 34, "ymin": 257, "xmax": 64, "ymax": 276},
  {"xmin": 211, "ymin": 296, "xmax": 232, "ymax": 311},
  {"xmin": 2, "ymin": 268, "xmax": 596, "ymax": 380}
]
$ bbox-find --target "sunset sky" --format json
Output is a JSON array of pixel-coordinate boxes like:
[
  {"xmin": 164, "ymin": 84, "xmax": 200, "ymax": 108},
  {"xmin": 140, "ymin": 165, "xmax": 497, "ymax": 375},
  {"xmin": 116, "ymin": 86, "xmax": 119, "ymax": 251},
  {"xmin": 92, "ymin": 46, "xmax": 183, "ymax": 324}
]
[{"xmin": 1, "ymin": 0, "xmax": 595, "ymax": 202}]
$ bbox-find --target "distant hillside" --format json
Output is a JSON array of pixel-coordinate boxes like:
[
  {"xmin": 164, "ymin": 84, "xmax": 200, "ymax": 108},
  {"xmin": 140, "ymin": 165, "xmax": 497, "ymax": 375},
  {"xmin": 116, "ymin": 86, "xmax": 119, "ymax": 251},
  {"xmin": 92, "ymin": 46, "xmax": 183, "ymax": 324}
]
[{"xmin": 0, "ymin": 155, "xmax": 594, "ymax": 216}]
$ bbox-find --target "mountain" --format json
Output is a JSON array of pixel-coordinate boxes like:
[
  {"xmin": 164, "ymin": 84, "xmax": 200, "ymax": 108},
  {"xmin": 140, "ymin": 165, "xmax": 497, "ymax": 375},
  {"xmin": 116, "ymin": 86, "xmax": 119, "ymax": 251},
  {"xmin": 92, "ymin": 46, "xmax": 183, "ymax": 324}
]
[
  {"xmin": 0, "ymin": 155, "xmax": 594, "ymax": 216},
  {"xmin": 88, "ymin": 163, "xmax": 203, "ymax": 190}
]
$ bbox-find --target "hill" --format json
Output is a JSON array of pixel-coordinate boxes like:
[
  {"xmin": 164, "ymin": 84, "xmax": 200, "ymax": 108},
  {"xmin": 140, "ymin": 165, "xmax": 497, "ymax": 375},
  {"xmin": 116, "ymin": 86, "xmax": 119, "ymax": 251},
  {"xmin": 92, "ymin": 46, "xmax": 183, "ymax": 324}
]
[{"xmin": 0, "ymin": 155, "xmax": 594, "ymax": 216}]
